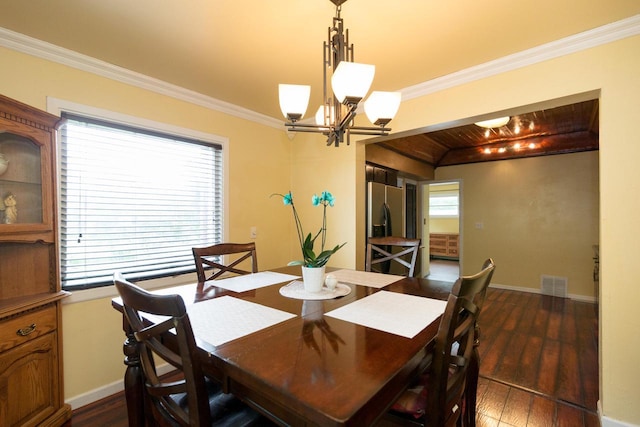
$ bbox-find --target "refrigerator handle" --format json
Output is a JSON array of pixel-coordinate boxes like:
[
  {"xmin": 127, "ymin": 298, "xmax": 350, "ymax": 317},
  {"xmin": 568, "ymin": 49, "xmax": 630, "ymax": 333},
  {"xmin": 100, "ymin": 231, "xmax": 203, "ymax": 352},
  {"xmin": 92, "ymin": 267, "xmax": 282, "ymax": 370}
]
[{"xmin": 383, "ymin": 202, "xmax": 392, "ymax": 237}]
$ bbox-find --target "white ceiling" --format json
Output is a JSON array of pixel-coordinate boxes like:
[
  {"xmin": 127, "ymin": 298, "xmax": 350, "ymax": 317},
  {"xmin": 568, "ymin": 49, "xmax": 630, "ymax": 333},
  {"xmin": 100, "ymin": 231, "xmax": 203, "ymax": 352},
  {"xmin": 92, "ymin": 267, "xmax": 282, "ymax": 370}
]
[{"xmin": 1, "ymin": 1, "xmax": 639, "ymax": 121}]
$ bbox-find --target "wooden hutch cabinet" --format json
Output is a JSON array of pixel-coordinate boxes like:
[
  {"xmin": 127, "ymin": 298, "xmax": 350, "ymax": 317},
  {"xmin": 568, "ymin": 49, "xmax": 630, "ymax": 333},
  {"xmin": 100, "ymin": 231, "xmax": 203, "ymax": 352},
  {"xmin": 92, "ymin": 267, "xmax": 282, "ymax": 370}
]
[{"xmin": 0, "ymin": 95, "xmax": 71, "ymax": 426}]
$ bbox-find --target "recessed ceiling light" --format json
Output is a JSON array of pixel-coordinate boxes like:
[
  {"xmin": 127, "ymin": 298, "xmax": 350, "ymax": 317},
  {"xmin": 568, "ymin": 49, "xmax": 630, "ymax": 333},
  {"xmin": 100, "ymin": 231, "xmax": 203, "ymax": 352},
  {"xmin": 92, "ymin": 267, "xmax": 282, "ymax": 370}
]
[{"xmin": 474, "ymin": 116, "xmax": 510, "ymax": 129}]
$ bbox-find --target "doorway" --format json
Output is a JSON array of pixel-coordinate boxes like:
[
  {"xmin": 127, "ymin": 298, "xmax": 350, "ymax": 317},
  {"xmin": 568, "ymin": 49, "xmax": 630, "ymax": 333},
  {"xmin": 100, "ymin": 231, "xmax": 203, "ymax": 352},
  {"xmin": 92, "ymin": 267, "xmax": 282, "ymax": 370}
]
[
  {"xmin": 364, "ymin": 94, "xmax": 600, "ymax": 418},
  {"xmin": 421, "ymin": 180, "xmax": 461, "ymax": 280}
]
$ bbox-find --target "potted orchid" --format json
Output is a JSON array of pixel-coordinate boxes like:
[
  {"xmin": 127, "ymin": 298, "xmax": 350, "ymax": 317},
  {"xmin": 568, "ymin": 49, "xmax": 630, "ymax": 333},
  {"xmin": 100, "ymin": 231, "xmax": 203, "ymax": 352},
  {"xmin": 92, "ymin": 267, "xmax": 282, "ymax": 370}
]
[{"xmin": 273, "ymin": 190, "xmax": 346, "ymax": 292}]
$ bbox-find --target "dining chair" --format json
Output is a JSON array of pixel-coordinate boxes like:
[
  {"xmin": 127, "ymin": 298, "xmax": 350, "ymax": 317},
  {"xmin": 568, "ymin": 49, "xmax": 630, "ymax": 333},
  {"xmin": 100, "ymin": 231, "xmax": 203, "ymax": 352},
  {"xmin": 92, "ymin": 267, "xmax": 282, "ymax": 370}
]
[
  {"xmin": 463, "ymin": 258, "xmax": 495, "ymax": 427},
  {"xmin": 192, "ymin": 242, "xmax": 258, "ymax": 282},
  {"xmin": 366, "ymin": 236, "xmax": 421, "ymax": 277},
  {"xmin": 113, "ymin": 272, "xmax": 270, "ymax": 426},
  {"xmin": 385, "ymin": 258, "xmax": 495, "ymax": 426}
]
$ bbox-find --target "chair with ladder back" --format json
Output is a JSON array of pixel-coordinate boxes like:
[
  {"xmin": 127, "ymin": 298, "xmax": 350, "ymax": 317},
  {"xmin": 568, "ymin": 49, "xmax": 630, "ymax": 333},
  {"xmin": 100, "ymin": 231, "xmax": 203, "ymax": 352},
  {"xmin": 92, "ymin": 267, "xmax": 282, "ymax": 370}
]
[
  {"xmin": 366, "ymin": 236, "xmax": 421, "ymax": 277},
  {"xmin": 385, "ymin": 259, "xmax": 495, "ymax": 426},
  {"xmin": 192, "ymin": 242, "xmax": 258, "ymax": 282},
  {"xmin": 113, "ymin": 272, "xmax": 272, "ymax": 426}
]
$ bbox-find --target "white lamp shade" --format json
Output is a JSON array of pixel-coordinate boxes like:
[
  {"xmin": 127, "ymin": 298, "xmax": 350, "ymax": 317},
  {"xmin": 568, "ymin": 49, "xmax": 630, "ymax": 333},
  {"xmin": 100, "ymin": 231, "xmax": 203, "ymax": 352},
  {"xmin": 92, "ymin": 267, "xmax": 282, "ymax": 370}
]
[
  {"xmin": 364, "ymin": 91, "xmax": 401, "ymax": 123},
  {"xmin": 474, "ymin": 116, "xmax": 510, "ymax": 128},
  {"xmin": 315, "ymin": 105, "xmax": 335, "ymax": 126},
  {"xmin": 331, "ymin": 62, "xmax": 375, "ymax": 103},
  {"xmin": 279, "ymin": 84, "xmax": 311, "ymax": 119}
]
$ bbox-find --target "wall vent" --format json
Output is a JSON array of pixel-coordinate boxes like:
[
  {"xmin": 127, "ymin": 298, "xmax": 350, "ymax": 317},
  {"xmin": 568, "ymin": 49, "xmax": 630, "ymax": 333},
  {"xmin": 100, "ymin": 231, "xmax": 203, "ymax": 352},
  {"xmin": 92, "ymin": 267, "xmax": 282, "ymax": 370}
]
[{"xmin": 540, "ymin": 275, "xmax": 568, "ymax": 297}]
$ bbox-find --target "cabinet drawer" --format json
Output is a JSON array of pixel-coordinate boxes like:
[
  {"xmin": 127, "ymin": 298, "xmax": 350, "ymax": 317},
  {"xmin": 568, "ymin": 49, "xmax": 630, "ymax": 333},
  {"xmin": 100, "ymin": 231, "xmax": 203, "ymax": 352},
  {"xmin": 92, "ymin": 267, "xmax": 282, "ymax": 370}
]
[
  {"xmin": 430, "ymin": 247, "xmax": 447, "ymax": 255},
  {"xmin": 0, "ymin": 306, "xmax": 57, "ymax": 353},
  {"xmin": 429, "ymin": 236, "xmax": 447, "ymax": 245}
]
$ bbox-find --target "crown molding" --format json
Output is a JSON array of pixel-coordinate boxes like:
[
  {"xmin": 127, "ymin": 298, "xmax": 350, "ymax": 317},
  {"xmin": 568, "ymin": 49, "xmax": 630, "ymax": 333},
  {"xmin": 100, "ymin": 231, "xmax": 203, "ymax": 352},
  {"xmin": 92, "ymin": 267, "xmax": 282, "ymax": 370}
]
[
  {"xmin": 0, "ymin": 26, "xmax": 283, "ymax": 129},
  {"xmin": 1, "ymin": 14, "xmax": 639, "ymax": 129},
  {"xmin": 401, "ymin": 14, "xmax": 640, "ymax": 101}
]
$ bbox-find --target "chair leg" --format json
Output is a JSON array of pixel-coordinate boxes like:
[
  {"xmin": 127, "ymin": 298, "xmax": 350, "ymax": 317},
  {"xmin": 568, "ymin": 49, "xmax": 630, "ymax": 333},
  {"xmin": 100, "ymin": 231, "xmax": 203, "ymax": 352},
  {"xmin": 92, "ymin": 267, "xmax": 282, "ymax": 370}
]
[
  {"xmin": 122, "ymin": 330, "xmax": 146, "ymax": 426},
  {"xmin": 464, "ymin": 348, "xmax": 479, "ymax": 427}
]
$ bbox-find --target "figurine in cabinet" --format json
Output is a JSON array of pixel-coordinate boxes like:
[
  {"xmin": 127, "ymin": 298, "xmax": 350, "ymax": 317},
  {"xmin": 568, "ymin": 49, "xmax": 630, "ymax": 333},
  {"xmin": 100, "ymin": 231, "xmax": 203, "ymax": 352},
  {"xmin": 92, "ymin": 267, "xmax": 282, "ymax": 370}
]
[{"xmin": 2, "ymin": 192, "xmax": 17, "ymax": 224}]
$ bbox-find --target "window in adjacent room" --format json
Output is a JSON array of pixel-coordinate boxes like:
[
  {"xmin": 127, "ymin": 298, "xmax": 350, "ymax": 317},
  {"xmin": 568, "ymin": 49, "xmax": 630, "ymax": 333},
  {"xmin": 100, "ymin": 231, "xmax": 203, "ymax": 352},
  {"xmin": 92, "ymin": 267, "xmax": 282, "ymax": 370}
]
[
  {"xmin": 59, "ymin": 113, "xmax": 224, "ymax": 290},
  {"xmin": 428, "ymin": 183, "xmax": 459, "ymax": 218}
]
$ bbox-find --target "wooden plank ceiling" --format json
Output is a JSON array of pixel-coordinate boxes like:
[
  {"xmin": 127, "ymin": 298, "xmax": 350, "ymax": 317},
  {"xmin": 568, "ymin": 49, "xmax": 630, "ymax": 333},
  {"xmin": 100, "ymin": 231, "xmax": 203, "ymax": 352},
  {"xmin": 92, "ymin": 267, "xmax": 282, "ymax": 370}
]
[{"xmin": 377, "ymin": 99, "xmax": 599, "ymax": 168}]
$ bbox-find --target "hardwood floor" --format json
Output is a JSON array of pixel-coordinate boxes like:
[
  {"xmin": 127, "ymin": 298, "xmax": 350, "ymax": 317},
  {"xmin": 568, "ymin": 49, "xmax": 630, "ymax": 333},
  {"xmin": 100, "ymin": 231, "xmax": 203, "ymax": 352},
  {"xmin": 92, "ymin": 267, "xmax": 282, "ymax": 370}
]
[
  {"xmin": 475, "ymin": 288, "xmax": 599, "ymax": 426},
  {"xmin": 63, "ymin": 393, "xmax": 129, "ymax": 427},
  {"xmin": 63, "ymin": 286, "xmax": 599, "ymax": 426},
  {"xmin": 426, "ymin": 258, "xmax": 460, "ymax": 281}
]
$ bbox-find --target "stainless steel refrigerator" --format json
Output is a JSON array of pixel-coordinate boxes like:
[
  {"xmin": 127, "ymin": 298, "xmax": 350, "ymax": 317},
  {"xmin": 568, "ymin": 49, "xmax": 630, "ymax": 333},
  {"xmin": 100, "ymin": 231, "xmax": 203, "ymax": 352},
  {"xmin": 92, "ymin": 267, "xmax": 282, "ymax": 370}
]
[
  {"xmin": 367, "ymin": 182, "xmax": 405, "ymax": 274},
  {"xmin": 367, "ymin": 181, "xmax": 404, "ymax": 239}
]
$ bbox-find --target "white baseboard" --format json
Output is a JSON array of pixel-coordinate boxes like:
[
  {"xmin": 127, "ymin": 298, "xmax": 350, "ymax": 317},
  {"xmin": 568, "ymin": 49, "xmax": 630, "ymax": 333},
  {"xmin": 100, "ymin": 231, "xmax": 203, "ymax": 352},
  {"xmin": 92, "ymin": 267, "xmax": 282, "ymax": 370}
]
[
  {"xmin": 489, "ymin": 283, "xmax": 598, "ymax": 303},
  {"xmin": 65, "ymin": 363, "xmax": 174, "ymax": 410},
  {"xmin": 598, "ymin": 401, "xmax": 640, "ymax": 427},
  {"xmin": 65, "ymin": 378, "xmax": 124, "ymax": 410}
]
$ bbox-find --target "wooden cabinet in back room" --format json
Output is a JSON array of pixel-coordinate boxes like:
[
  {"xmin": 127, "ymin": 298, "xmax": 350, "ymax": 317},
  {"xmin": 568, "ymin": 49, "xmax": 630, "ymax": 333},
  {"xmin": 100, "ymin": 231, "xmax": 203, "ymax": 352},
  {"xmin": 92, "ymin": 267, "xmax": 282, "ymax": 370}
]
[
  {"xmin": 0, "ymin": 94, "xmax": 71, "ymax": 426},
  {"xmin": 429, "ymin": 233, "xmax": 459, "ymax": 259}
]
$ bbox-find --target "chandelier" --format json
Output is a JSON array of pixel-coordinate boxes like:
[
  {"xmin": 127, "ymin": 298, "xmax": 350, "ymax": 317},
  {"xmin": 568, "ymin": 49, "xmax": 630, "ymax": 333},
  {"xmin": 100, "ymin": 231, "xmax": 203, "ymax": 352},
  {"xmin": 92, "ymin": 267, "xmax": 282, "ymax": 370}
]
[{"xmin": 278, "ymin": 0, "xmax": 401, "ymax": 147}]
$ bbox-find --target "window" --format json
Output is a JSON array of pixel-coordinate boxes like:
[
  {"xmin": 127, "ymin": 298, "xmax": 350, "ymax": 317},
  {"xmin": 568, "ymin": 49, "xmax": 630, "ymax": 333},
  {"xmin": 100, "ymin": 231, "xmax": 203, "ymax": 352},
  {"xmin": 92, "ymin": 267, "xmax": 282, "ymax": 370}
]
[
  {"xmin": 60, "ymin": 113, "xmax": 224, "ymax": 289},
  {"xmin": 429, "ymin": 187, "xmax": 459, "ymax": 217}
]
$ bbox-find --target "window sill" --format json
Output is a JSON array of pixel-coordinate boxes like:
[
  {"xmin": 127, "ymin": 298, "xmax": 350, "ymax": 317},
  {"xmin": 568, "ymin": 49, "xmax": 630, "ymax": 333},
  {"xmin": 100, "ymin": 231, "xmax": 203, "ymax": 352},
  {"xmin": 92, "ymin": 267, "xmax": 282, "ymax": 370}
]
[{"xmin": 62, "ymin": 272, "xmax": 199, "ymax": 304}]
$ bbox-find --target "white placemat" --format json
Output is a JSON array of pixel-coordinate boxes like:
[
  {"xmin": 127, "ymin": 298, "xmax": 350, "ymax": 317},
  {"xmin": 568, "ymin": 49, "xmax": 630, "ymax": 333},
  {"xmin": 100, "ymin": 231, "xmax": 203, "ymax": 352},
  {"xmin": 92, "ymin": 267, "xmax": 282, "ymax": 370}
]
[
  {"xmin": 325, "ymin": 291, "xmax": 447, "ymax": 338},
  {"xmin": 206, "ymin": 271, "xmax": 300, "ymax": 293},
  {"xmin": 187, "ymin": 296, "xmax": 296, "ymax": 346},
  {"xmin": 330, "ymin": 269, "xmax": 404, "ymax": 289},
  {"xmin": 279, "ymin": 280, "xmax": 352, "ymax": 300}
]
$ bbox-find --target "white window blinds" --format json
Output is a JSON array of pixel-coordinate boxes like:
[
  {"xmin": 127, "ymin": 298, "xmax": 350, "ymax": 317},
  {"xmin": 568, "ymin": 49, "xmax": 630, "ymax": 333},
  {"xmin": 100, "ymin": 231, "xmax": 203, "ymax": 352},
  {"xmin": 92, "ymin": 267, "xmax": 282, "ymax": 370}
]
[
  {"xmin": 429, "ymin": 190, "xmax": 459, "ymax": 217},
  {"xmin": 60, "ymin": 114, "xmax": 223, "ymax": 289}
]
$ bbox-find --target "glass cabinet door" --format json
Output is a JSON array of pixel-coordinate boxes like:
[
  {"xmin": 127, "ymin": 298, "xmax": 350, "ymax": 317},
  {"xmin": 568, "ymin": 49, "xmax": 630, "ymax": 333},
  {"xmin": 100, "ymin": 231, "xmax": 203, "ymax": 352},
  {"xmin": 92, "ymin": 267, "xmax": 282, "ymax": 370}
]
[
  {"xmin": 0, "ymin": 129, "xmax": 53, "ymax": 234},
  {"xmin": 1, "ymin": 133, "xmax": 42, "ymax": 224}
]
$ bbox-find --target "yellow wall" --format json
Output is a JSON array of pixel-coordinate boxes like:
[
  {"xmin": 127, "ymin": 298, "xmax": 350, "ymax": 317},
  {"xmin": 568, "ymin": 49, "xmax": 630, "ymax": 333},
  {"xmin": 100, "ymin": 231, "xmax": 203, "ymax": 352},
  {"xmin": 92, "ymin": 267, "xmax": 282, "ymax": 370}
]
[
  {"xmin": 289, "ymin": 132, "xmax": 359, "ymax": 270},
  {"xmin": 436, "ymin": 151, "xmax": 599, "ymax": 297},
  {"xmin": 2, "ymin": 29, "xmax": 640, "ymax": 425},
  {"xmin": 429, "ymin": 218, "xmax": 459, "ymax": 234},
  {"xmin": 0, "ymin": 47, "xmax": 295, "ymax": 403}
]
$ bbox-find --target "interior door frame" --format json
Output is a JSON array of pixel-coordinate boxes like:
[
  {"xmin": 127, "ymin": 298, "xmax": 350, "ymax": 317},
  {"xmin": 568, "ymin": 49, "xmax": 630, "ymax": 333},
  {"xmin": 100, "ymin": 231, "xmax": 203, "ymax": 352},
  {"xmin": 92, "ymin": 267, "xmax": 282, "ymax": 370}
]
[{"xmin": 419, "ymin": 178, "xmax": 463, "ymax": 277}]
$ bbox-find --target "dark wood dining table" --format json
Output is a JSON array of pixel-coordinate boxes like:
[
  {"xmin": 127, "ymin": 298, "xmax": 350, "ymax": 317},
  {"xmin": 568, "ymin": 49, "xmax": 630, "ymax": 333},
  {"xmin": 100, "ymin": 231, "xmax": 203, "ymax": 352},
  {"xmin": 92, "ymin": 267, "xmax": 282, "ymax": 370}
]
[{"xmin": 111, "ymin": 266, "xmax": 455, "ymax": 426}]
